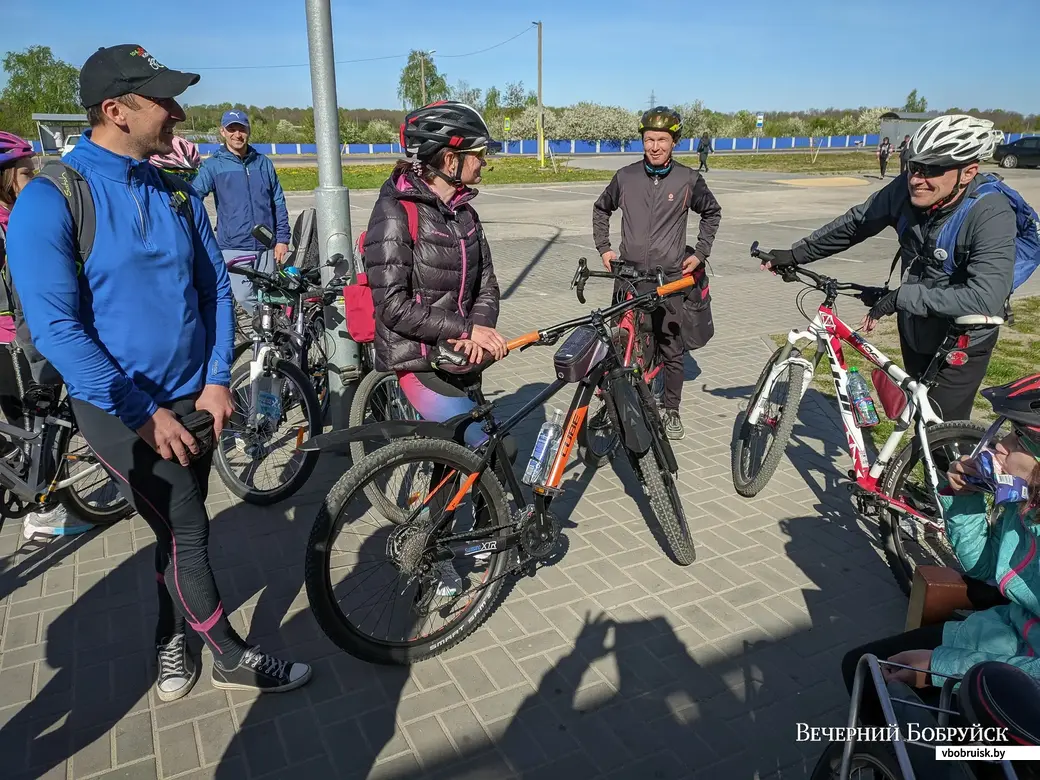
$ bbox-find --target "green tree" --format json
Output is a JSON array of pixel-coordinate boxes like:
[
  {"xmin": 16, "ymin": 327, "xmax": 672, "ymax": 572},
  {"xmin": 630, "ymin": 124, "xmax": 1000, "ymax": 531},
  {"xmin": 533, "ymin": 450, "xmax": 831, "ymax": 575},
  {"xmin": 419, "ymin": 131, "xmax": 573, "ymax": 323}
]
[
  {"xmin": 904, "ymin": 89, "xmax": 928, "ymax": 113},
  {"xmin": 449, "ymin": 80, "xmax": 482, "ymax": 109},
  {"xmin": 504, "ymin": 81, "xmax": 529, "ymax": 112},
  {"xmin": 484, "ymin": 86, "xmax": 502, "ymax": 120},
  {"xmin": 1, "ymin": 46, "xmax": 80, "ymax": 137},
  {"xmin": 397, "ymin": 50, "xmax": 449, "ymax": 110}
]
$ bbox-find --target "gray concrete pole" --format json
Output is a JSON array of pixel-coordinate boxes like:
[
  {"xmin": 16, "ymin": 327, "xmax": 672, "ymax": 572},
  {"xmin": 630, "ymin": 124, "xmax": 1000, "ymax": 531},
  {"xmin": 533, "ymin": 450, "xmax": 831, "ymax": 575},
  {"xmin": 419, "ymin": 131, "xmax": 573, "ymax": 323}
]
[{"xmin": 305, "ymin": 0, "xmax": 359, "ymax": 428}]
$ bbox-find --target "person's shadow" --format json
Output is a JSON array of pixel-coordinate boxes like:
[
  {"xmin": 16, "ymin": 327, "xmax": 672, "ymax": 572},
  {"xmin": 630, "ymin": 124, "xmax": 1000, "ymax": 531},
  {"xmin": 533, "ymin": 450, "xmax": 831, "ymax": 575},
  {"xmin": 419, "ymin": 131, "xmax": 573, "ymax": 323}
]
[{"xmin": 0, "ymin": 543, "xmax": 157, "ymax": 779}]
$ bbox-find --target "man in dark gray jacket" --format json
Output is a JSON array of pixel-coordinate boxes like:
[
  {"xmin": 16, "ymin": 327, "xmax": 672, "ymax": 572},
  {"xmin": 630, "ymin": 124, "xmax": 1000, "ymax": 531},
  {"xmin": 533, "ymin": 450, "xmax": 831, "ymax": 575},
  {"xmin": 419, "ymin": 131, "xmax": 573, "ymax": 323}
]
[
  {"xmin": 762, "ymin": 114, "xmax": 1013, "ymax": 421},
  {"xmin": 593, "ymin": 106, "xmax": 722, "ymax": 440}
]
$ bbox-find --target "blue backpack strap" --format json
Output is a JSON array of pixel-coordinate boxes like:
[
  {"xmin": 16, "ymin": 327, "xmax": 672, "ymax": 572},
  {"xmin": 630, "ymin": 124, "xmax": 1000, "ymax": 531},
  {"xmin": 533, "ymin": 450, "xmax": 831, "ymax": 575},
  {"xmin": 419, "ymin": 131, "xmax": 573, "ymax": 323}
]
[{"xmin": 933, "ymin": 182, "xmax": 997, "ymax": 276}]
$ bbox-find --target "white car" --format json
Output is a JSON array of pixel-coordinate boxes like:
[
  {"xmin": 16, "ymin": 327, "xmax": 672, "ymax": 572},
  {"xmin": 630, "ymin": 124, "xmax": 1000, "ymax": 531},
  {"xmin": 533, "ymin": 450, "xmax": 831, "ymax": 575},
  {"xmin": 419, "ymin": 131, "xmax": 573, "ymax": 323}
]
[{"xmin": 60, "ymin": 134, "xmax": 81, "ymax": 157}]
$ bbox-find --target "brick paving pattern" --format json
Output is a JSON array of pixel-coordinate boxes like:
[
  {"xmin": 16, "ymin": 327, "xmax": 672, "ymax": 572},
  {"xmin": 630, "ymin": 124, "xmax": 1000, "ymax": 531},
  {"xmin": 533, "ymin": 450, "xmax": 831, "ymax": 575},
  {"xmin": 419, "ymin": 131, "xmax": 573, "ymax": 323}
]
[{"xmin": 5, "ymin": 169, "xmax": 1040, "ymax": 779}]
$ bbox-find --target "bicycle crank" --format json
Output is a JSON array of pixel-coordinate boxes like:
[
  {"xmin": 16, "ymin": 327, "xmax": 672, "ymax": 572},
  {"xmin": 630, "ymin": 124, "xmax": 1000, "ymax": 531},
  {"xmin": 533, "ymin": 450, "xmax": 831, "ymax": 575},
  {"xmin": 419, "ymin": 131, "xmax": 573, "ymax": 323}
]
[{"xmin": 517, "ymin": 505, "xmax": 562, "ymax": 560}]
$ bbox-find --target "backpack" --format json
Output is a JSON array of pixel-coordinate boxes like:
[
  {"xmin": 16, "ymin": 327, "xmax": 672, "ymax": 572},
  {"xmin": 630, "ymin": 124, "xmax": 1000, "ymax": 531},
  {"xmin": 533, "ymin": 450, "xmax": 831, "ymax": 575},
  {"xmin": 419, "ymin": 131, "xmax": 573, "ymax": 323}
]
[
  {"xmin": 36, "ymin": 161, "xmax": 194, "ymax": 274},
  {"xmin": 343, "ymin": 199, "xmax": 419, "ymax": 344},
  {"xmin": 891, "ymin": 173, "xmax": 1040, "ymax": 303}
]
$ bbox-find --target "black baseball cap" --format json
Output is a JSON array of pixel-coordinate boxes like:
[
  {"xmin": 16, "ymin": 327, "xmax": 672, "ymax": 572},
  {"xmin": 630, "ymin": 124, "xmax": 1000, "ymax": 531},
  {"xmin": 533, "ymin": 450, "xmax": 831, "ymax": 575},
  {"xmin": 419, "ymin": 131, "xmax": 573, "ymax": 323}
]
[{"xmin": 80, "ymin": 44, "xmax": 199, "ymax": 108}]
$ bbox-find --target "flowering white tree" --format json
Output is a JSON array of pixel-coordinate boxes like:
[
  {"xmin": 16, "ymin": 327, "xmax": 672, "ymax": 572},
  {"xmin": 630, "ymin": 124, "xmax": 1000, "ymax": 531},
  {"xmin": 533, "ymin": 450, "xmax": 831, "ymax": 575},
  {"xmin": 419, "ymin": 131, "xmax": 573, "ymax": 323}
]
[
  {"xmin": 507, "ymin": 105, "xmax": 561, "ymax": 141},
  {"xmin": 560, "ymin": 102, "xmax": 638, "ymax": 142}
]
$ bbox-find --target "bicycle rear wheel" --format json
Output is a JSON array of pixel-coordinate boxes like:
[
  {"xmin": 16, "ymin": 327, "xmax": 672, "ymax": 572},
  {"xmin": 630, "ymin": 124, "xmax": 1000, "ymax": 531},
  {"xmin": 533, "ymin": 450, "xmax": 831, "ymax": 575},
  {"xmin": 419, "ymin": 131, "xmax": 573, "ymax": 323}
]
[
  {"xmin": 878, "ymin": 421, "xmax": 985, "ymax": 596},
  {"xmin": 305, "ymin": 437, "xmax": 514, "ymax": 664},
  {"xmin": 731, "ymin": 346, "xmax": 805, "ymax": 497}
]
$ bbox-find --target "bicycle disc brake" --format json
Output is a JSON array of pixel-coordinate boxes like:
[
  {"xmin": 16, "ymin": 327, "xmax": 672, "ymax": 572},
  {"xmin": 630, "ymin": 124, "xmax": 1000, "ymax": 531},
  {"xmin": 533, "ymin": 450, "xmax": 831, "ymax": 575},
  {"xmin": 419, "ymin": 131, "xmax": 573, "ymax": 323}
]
[{"xmin": 518, "ymin": 505, "xmax": 562, "ymax": 560}]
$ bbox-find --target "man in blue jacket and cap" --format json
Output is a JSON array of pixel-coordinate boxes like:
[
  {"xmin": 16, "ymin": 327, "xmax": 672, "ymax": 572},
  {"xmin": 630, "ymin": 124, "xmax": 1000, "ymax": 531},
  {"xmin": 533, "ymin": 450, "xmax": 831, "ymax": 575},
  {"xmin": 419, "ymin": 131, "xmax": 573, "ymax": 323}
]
[
  {"xmin": 192, "ymin": 109, "xmax": 292, "ymax": 314},
  {"xmin": 6, "ymin": 43, "xmax": 312, "ymax": 701}
]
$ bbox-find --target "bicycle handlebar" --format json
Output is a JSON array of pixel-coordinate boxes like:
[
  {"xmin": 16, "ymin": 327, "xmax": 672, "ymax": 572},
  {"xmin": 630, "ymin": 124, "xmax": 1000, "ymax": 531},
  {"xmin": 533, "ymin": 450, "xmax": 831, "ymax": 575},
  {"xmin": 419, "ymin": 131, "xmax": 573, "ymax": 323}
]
[
  {"xmin": 750, "ymin": 241, "xmax": 873, "ymax": 294},
  {"xmin": 571, "ymin": 257, "xmax": 666, "ymax": 304}
]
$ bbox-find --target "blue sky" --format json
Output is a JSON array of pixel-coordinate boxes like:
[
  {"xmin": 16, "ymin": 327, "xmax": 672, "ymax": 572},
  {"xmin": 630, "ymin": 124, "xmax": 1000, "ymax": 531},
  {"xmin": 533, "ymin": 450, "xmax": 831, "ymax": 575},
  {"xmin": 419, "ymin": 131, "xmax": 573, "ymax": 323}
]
[{"xmin": 5, "ymin": 0, "xmax": 1037, "ymax": 114}]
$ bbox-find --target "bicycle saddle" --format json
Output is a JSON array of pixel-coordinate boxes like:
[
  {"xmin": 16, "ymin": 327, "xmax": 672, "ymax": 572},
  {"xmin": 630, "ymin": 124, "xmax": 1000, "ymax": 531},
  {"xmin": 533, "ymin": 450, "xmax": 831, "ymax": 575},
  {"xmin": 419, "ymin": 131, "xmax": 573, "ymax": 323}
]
[
  {"xmin": 959, "ymin": 661, "xmax": 1040, "ymax": 745},
  {"xmin": 431, "ymin": 343, "xmax": 494, "ymax": 376}
]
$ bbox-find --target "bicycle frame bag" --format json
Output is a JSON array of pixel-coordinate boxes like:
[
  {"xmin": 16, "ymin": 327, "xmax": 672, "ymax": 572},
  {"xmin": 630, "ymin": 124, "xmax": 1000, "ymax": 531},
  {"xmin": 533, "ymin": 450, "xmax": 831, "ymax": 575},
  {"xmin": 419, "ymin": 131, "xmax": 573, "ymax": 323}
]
[
  {"xmin": 553, "ymin": 326, "xmax": 607, "ymax": 383},
  {"xmin": 870, "ymin": 368, "xmax": 908, "ymax": 419}
]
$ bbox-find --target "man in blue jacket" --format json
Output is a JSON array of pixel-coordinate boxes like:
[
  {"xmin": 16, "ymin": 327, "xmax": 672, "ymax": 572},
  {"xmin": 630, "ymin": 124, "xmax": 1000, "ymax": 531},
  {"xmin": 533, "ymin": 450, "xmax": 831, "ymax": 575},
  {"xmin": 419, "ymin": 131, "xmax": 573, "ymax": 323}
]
[
  {"xmin": 192, "ymin": 110, "xmax": 291, "ymax": 314},
  {"xmin": 6, "ymin": 43, "xmax": 311, "ymax": 701}
]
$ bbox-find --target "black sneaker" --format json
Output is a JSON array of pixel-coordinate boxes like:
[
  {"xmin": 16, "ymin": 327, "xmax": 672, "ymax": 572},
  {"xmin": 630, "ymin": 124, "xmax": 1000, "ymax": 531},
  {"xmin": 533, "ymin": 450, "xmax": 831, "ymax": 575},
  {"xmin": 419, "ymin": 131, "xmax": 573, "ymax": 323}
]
[
  {"xmin": 156, "ymin": 633, "xmax": 199, "ymax": 702},
  {"xmin": 211, "ymin": 647, "xmax": 312, "ymax": 693},
  {"xmin": 663, "ymin": 409, "xmax": 685, "ymax": 441}
]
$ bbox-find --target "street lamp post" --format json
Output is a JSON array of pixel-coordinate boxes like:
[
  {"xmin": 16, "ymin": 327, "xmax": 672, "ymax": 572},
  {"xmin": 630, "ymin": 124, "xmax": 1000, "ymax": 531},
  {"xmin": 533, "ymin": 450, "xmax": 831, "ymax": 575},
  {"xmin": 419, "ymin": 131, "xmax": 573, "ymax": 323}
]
[{"xmin": 420, "ymin": 49, "xmax": 436, "ymax": 106}]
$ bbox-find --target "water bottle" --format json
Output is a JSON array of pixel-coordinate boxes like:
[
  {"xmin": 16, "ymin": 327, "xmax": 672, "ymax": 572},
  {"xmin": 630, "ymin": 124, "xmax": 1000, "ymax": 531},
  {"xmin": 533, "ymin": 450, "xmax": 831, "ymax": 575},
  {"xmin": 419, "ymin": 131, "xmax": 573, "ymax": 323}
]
[
  {"xmin": 522, "ymin": 409, "xmax": 566, "ymax": 485},
  {"xmin": 847, "ymin": 367, "xmax": 879, "ymax": 428}
]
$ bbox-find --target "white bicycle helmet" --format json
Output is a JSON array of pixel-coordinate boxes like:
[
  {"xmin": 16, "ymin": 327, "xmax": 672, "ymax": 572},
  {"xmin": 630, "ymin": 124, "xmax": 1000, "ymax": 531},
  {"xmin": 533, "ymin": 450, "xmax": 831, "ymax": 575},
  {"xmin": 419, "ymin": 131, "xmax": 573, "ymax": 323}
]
[{"xmin": 906, "ymin": 114, "xmax": 998, "ymax": 167}]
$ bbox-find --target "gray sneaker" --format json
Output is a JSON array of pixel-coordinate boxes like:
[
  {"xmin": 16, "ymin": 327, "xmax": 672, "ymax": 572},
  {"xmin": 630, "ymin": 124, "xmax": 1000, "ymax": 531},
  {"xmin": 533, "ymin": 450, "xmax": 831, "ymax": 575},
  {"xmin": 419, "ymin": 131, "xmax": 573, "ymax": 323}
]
[
  {"xmin": 662, "ymin": 409, "xmax": 685, "ymax": 441},
  {"xmin": 156, "ymin": 633, "xmax": 199, "ymax": 702}
]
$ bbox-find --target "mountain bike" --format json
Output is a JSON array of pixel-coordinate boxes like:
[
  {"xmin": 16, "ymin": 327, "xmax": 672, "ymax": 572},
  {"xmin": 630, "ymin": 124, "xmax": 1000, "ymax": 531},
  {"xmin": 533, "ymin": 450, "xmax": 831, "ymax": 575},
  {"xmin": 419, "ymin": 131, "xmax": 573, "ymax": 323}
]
[
  {"xmin": 0, "ymin": 344, "xmax": 131, "ymax": 534},
  {"xmin": 300, "ymin": 268, "xmax": 697, "ymax": 664},
  {"xmin": 214, "ymin": 248, "xmax": 329, "ymax": 506},
  {"xmin": 733, "ymin": 242, "xmax": 1002, "ymax": 596},
  {"xmin": 571, "ymin": 257, "xmax": 669, "ymax": 467}
]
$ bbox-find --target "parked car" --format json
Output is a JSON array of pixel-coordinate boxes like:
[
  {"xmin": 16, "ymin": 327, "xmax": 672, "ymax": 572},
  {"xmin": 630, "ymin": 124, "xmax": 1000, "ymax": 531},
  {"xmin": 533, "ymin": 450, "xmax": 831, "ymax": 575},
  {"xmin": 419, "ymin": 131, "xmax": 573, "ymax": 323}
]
[
  {"xmin": 994, "ymin": 136, "xmax": 1040, "ymax": 169},
  {"xmin": 60, "ymin": 134, "xmax": 81, "ymax": 157}
]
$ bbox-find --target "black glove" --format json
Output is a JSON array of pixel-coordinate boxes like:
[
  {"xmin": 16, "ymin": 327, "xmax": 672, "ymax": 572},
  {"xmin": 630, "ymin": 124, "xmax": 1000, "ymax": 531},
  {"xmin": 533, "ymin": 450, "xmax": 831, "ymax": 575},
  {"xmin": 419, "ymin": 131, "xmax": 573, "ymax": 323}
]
[
  {"xmin": 856, "ymin": 286, "xmax": 889, "ymax": 308},
  {"xmin": 868, "ymin": 289, "xmax": 899, "ymax": 321},
  {"xmin": 765, "ymin": 248, "xmax": 797, "ymax": 268}
]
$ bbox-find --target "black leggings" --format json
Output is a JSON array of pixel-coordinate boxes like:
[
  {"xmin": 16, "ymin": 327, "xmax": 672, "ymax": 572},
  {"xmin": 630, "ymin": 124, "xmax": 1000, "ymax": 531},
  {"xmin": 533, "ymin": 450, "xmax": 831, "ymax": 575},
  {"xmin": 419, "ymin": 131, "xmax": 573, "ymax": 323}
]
[
  {"xmin": 72, "ymin": 396, "xmax": 248, "ymax": 668},
  {"xmin": 901, "ymin": 331, "xmax": 996, "ymax": 421}
]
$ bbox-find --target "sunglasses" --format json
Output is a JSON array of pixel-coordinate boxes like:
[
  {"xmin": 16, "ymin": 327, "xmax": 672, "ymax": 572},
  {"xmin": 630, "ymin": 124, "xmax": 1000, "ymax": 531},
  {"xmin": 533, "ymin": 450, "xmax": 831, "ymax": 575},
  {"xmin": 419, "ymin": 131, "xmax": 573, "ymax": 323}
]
[
  {"xmin": 1014, "ymin": 426, "xmax": 1040, "ymax": 461},
  {"xmin": 907, "ymin": 161, "xmax": 956, "ymax": 179}
]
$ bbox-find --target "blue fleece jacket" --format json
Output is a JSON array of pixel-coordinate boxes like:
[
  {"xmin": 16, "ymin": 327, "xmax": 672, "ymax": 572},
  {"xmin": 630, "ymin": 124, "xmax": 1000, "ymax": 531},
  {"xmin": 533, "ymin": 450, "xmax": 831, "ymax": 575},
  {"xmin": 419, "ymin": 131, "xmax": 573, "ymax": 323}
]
[
  {"xmin": 192, "ymin": 145, "xmax": 291, "ymax": 252},
  {"xmin": 4, "ymin": 131, "xmax": 235, "ymax": 431}
]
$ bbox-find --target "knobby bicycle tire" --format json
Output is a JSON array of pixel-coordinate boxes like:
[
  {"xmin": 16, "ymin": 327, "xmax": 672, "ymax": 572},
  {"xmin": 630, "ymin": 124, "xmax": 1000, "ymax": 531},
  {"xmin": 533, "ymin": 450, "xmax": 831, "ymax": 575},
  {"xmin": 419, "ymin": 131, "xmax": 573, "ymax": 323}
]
[
  {"xmin": 878, "ymin": 421, "xmax": 985, "ymax": 597},
  {"xmin": 215, "ymin": 356, "xmax": 323, "ymax": 506},
  {"xmin": 631, "ymin": 378, "xmax": 695, "ymax": 565},
  {"xmin": 732, "ymin": 347, "xmax": 805, "ymax": 498},
  {"xmin": 578, "ymin": 327, "xmax": 626, "ymax": 468},
  {"xmin": 305, "ymin": 437, "xmax": 514, "ymax": 664}
]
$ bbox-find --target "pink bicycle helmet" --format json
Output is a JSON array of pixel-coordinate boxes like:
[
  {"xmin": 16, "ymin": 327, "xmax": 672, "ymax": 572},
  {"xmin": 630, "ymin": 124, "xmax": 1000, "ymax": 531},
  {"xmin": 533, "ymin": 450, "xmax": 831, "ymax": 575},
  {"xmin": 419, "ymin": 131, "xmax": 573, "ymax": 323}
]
[
  {"xmin": 149, "ymin": 136, "xmax": 201, "ymax": 171},
  {"xmin": 0, "ymin": 132, "xmax": 34, "ymax": 167}
]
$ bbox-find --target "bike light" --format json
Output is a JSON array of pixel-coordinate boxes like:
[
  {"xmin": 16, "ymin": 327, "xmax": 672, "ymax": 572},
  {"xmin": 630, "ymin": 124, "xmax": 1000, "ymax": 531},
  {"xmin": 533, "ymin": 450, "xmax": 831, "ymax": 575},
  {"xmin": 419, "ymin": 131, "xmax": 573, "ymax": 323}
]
[{"xmin": 956, "ymin": 334, "xmax": 970, "ymax": 349}]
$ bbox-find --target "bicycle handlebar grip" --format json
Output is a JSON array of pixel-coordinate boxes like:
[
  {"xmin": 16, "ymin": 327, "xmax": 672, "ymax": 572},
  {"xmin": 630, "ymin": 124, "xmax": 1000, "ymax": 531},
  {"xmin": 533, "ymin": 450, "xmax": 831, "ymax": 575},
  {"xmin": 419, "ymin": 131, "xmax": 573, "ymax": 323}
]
[
  {"xmin": 507, "ymin": 332, "xmax": 540, "ymax": 350},
  {"xmin": 576, "ymin": 279, "xmax": 587, "ymax": 305},
  {"xmin": 656, "ymin": 275, "xmax": 695, "ymax": 297}
]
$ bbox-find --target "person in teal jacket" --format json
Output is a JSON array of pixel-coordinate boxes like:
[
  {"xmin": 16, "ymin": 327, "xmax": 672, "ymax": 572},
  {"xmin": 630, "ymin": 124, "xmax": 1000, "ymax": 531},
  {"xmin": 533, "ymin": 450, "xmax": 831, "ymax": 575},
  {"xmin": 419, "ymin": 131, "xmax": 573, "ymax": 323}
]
[{"xmin": 840, "ymin": 374, "xmax": 1040, "ymax": 723}]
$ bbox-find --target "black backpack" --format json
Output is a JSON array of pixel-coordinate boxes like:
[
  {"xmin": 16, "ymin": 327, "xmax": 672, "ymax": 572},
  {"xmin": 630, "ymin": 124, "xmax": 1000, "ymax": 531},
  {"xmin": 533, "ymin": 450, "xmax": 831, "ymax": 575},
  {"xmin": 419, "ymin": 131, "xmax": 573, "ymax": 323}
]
[{"xmin": 35, "ymin": 161, "xmax": 194, "ymax": 272}]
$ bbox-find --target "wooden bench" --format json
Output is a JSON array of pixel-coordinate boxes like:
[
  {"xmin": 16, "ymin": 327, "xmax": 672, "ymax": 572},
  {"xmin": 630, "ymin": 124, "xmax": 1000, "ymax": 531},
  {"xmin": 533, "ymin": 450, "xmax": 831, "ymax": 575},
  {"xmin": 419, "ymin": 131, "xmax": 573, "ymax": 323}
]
[{"xmin": 905, "ymin": 565, "xmax": 1009, "ymax": 630}]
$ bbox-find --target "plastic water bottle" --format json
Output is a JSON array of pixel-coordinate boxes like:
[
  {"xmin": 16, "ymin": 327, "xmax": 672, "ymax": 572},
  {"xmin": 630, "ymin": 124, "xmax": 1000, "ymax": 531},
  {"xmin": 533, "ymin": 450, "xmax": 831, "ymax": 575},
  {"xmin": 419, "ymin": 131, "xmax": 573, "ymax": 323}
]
[
  {"xmin": 522, "ymin": 409, "xmax": 565, "ymax": 485},
  {"xmin": 847, "ymin": 367, "xmax": 879, "ymax": 428}
]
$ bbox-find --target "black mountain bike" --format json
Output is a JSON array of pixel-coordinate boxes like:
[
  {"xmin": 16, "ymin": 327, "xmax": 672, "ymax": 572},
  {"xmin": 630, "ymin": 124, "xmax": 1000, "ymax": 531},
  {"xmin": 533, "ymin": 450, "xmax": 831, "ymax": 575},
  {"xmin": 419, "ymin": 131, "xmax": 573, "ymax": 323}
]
[{"xmin": 299, "ymin": 265, "xmax": 696, "ymax": 664}]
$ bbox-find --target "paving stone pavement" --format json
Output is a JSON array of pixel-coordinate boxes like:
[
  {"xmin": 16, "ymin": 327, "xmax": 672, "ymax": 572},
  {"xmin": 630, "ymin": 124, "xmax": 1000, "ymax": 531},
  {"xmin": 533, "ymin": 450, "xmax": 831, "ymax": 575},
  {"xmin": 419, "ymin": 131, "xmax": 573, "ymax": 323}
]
[{"xmin": 5, "ymin": 169, "xmax": 1040, "ymax": 780}]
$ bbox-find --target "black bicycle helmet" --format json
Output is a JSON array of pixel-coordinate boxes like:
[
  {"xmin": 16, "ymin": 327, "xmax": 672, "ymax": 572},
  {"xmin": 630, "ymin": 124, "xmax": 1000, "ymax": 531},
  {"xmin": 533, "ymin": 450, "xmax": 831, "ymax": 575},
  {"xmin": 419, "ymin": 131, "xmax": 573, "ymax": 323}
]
[
  {"xmin": 639, "ymin": 106, "xmax": 683, "ymax": 140},
  {"xmin": 981, "ymin": 374, "xmax": 1040, "ymax": 433},
  {"xmin": 399, "ymin": 100, "xmax": 500, "ymax": 184},
  {"xmin": 959, "ymin": 661, "xmax": 1040, "ymax": 746}
]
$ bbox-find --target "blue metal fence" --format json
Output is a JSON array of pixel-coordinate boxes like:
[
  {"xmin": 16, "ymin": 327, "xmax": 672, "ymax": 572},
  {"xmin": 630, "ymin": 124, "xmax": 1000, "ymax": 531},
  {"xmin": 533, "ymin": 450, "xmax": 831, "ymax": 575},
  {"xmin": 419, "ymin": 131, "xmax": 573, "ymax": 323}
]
[{"xmin": 29, "ymin": 132, "xmax": 1039, "ymax": 156}]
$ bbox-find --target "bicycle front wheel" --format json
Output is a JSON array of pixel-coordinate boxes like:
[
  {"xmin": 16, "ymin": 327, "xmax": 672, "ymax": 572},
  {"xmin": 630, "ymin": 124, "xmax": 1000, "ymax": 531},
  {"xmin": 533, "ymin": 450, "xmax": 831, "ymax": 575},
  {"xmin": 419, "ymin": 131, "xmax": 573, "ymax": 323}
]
[
  {"xmin": 215, "ymin": 356, "xmax": 323, "ymax": 505},
  {"xmin": 305, "ymin": 437, "xmax": 514, "ymax": 664},
  {"xmin": 731, "ymin": 346, "xmax": 805, "ymax": 498},
  {"xmin": 578, "ymin": 327, "xmax": 626, "ymax": 468},
  {"xmin": 809, "ymin": 741, "xmax": 901, "ymax": 780},
  {"xmin": 878, "ymin": 421, "xmax": 985, "ymax": 596},
  {"xmin": 630, "ymin": 379, "xmax": 695, "ymax": 565},
  {"xmin": 349, "ymin": 369, "xmax": 420, "ymax": 523}
]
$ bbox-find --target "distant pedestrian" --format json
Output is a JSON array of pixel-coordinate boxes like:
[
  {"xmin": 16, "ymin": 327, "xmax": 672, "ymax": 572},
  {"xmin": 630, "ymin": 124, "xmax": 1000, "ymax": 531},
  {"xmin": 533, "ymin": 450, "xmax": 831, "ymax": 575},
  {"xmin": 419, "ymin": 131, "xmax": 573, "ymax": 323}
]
[
  {"xmin": 898, "ymin": 134, "xmax": 911, "ymax": 175},
  {"xmin": 697, "ymin": 133, "xmax": 713, "ymax": 172},
  {"xmin": 877, "ymin": 136, "xmax": 893, "ymax": 178}
]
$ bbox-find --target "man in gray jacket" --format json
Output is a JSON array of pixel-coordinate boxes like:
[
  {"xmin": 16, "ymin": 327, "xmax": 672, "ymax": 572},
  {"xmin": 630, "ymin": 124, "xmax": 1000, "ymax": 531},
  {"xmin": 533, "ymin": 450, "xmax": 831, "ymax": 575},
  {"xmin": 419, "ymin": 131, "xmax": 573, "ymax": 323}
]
[
  {"xmin": 593, "ymin": 106, "xmax": 722, "ymax": 440},
  {"xmin": 762, "ymin": 114, "xmax": 1013, "ymax": 421}
]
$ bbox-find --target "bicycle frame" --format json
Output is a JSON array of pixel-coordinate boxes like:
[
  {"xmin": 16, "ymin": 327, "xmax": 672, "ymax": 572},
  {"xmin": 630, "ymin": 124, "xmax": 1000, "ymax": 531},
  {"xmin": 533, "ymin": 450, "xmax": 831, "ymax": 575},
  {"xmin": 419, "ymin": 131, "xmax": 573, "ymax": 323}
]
[{"xmin": 746, "ymin": 301, "xmax": 948, "ymax": 525}]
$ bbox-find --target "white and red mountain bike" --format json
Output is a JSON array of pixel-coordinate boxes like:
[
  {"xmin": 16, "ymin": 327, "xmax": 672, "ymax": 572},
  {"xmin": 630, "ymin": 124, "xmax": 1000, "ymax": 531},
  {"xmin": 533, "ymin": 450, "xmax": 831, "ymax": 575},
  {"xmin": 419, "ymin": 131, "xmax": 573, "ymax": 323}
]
[{"xmin": 732, "ymin": 242, "xmax": 1003, "ymax": 595}]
